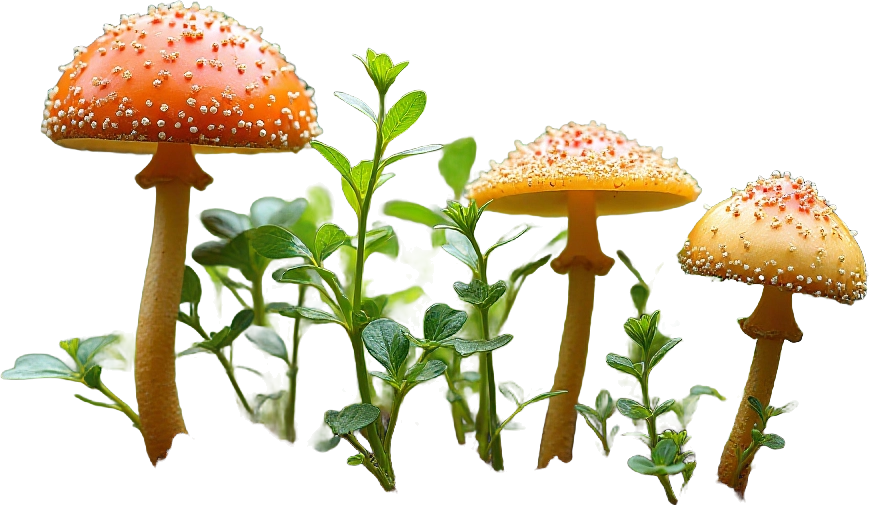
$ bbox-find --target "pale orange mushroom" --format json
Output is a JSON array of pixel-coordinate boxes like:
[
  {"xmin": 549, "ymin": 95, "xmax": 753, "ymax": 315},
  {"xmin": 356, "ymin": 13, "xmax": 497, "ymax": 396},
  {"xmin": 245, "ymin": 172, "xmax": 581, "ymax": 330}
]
[
  {"xmin": 467, "ymin": 121, "xmax": 700, "ymax": 467},
  {"xmin": 42, "ymin": 2, "xmax": 320, "ymax": 464},
  {"xmin": 678, "ymin": 172, "xmax": 865, "ymax": 494}
]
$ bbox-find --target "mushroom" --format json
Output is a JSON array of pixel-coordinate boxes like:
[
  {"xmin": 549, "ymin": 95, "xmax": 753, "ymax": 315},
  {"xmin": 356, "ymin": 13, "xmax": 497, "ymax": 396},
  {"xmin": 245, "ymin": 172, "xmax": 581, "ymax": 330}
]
[
  {"xmin": 466, "ymin": 121, "xmax": 701, "ymax": 467},
  {"xmin": 41, "ymin": 2, "xmax": 320, "ymax": 465},
  {"xmin": 677, "ymin": 172, "xmax": 865, "ymax": 494}
]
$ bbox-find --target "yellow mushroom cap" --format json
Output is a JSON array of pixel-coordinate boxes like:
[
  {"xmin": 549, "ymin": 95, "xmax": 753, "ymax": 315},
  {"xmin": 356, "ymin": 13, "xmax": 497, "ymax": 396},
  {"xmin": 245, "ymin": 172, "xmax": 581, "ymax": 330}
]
[
  {"xmin": 678, "ymin": 172, "xmax": 866, "ymax": 305},
  {"xmin": 465, "ymin": 121, "xmax": 701, "ymax": 217}
]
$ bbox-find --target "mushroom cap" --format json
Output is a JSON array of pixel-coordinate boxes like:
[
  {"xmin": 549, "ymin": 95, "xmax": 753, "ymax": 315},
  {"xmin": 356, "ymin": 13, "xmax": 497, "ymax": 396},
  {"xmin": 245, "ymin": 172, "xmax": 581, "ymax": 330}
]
[
  {"xmin": 678, "ymin": 172, "xmax": 866, "ymax": 305},
  {"xmin": 464, "ymin": 121, "xmax": 701, "ymax": 217},
  {"xmin": 42, "ymin": 2, "xmax": 320, "ymax": 155}
]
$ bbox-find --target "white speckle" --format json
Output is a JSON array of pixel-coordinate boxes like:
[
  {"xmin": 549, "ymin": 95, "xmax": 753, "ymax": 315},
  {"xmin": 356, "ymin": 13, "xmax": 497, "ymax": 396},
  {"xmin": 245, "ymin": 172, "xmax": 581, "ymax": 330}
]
[
  {"xmin": 259, "ymin": 129, "xmax": 267, "ymax": 137},
  {"xmin": 190, "ymin": 127, "xmax": 198, "ymax": 133}
]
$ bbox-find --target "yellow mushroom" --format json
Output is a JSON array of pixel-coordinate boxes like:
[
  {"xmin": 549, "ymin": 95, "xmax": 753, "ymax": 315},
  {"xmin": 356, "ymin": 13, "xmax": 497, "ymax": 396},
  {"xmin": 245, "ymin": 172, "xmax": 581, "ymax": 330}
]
[{"xmin": 466, "ymin": 121, "xmax": 700, "ymax": 467}]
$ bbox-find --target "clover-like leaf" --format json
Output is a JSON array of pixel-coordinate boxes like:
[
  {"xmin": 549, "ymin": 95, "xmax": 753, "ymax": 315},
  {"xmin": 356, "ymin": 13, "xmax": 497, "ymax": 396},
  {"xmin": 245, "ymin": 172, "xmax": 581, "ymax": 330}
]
[
  {"xmin": 499, "ymin": 382, "xmax": 524, "ymax": 406},
  {"xmin": 201, "ymin": 208, "xmax": 249, "ymax": 239},
  {"xmin": 617, "ymin": 398, "xmax": 653, "ymax": 420},
  {"xmin": 381, "ymin": 91, "xmax": 426, "ymax": 145},
  {"xmin": 362, "ymin": 318, "xmax": 410, "ymax": 378},
  {"xmin": 1, "ymin": 354, "xmax": 76, "ymax": 381},
  {"xmin": 760, "ymin": 433, "xmax": 786, "ymax": 450},
  {"xmin": 423, "ymin": 304, "xmax": 468, "ymax": 342},
  {"xmin": 405, "ymin": 360, "xmax": 447, "ymax": 384},
  {"xmin": 485, "ymin": 225, "xmax": 531, "ymax": 258},
  {"xmin": 595, "ymin": 390, "xmax": 616, "ymax": 420},
  {"xmin": 445, "ymin": 334, "xmax": 513, "ymax": 357},
  {"xmin": 606, "ymin": 353, "xmax": 642, "ymax": 380},
  {"xmin": 314, "ymin": 223, "xmax": 349, "ymax": 264},
  {"xmin": 245, "ymin": 326, "xmax": 289, "ymax": 363},
  {"xmin": 310, "ymin": 140, "xmax": 354, "ymax": 188},
  {"xmin": 324, "ymin": 403, "xmax": 381, "ymax": 436},
  {"xmin": 335, "ymin": 91, "xmax": 376, "ymax": 123},
  {"xmin": 442, "ymin": 230, "xmax": 479, "ymax": 272}
]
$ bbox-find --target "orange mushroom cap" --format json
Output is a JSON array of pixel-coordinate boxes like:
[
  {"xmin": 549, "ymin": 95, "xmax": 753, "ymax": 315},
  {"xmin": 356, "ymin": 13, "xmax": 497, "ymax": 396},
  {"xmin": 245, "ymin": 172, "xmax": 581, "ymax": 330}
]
[
  {"xmin": 465, "ymin": 121, "xmax": 701, "ymax": 217},
  {"xmin": 678, "ymin": 172, "xmax": 866, "ymax": 305},
  {"xmin": 42, "ymin": 2, "xmax": 320, "ymax": 155}
]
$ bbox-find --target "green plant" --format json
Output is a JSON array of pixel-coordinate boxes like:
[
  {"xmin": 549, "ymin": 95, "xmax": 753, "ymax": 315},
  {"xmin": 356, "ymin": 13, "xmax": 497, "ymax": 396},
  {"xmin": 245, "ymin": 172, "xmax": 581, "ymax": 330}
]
[
  {"xmin": 575, "ymin": 390, "xmax": 618, "ymax": 455},
  {"xmin": 730, "ymin": 396, "xmax": 796, "ymax": 493},
  {"xmin": 606, "ymin": 311, "xmax": 686, "ymax": 504},
  {"xmin": 437, "ymin": 199, "xmax": 540, "ymax": 470},
  {"xmin": 2, "ymin": 335, "xmax": 140, "ymax": 430}
]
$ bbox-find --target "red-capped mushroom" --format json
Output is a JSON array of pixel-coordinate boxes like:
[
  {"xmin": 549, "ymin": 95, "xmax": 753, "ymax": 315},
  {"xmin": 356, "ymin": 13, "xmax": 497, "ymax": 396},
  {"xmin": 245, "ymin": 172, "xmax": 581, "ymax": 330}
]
[{"xmin": 42, "ymin": 2, "xmax": 320, "ymax": 464}]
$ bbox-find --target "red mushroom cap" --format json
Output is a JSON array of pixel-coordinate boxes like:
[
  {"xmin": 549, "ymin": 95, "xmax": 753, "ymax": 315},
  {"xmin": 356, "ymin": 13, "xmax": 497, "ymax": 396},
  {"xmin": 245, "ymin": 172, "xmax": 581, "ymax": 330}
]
[{"xmin": 42, "ymin": 2, "xmax": 320, "ymax": 154}]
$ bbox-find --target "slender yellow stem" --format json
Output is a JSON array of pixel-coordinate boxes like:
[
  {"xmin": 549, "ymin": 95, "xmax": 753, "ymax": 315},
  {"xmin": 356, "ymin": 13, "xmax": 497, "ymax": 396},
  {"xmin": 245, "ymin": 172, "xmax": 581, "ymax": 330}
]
[
  {"xmin": 135, "ymin": 143, "xmax": 211, "ymax": 465},
  {"xmin": 539, "ymin": 191, "xmax": 613, "ymax": 468},
  {"xmin": 719, "ymin": 286, "xmax": 799, "ymax": 495}
]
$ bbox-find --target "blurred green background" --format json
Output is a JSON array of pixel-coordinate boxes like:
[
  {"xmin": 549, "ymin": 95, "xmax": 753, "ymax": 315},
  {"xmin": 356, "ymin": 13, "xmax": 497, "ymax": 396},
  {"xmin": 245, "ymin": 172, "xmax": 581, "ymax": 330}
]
[{"xmin": 0, "ymin": 0, "xmax": 865, "ymax": 492}]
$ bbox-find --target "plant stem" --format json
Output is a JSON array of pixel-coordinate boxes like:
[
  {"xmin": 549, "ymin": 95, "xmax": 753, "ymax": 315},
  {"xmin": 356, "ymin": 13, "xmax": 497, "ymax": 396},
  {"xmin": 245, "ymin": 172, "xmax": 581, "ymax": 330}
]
[
  {"xmin": 344, "ymin": 433, "xmax": 394, "ymax": 491},
  {"xmin": 96, "ymin": 381, "xmax": 141, "ymax": 429},
  {"xmin": 285, "ymin": 285, "xmax": 306, "ymax": 443},
  {"xmin": 251, "ymin": 272, "xmax": 266, "ymax": 327},
  {"xmin": 215, "ymin": 350, "xmax": 253, "ymax": 416},
  {"xmin": 600, "ymin": 418, "xmax": 610, "ymax": 455},
  {"xmin": 382, "ymin": 388, "xmax": 405, "ymax": 478},
  {"xmin": 641, "ymin": 354, "xmax": 677, "ymax": 504}
]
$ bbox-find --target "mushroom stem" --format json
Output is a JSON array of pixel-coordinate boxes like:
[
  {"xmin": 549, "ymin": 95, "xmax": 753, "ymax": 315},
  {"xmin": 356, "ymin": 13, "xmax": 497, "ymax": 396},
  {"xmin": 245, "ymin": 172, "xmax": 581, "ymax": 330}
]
[
  {"xmin": 539, "ymin": 191, "xmax": 614, "ymax": 468},
  {"xmin": 135, "ymin": 143, "xmax": 211, "ymax": 465},
  {"xmin": 719, "ymin": 286, "xmax": 800, "ymax": 495}
]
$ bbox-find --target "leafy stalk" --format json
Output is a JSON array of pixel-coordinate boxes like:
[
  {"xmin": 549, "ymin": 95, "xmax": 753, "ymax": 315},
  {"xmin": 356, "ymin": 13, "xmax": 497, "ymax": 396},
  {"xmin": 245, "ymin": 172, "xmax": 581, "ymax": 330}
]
[{"xmin": 731, "ymin": 396, "xmax": 795, "ymax": 489}]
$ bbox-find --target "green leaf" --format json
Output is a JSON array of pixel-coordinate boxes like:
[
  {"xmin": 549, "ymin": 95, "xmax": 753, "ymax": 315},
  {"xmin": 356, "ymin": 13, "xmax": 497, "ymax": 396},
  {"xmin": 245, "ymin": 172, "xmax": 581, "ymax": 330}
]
[
  {"xmin": 385, "ymin": 61, "xmax": 408, "ymax": 86},
  {"xmin": 314, "ymin": 224, "xmax": 350, "ymax": 264},
  {"xmin": 617, "ymin": 250, "xmax": 647, "ymax": 285},
  {"xmin": 250, "ymin": 225, "xmax": 314, "ymax": 263},
  {"xmin": 200, "ymin": 208, "xmax": 249, "ymax": 239},
  {"xmin": 370, "ymin": 370, "xmax": 398, "ymax": 387},
  {"xmin": 193, "ymin": 230, "xmax": 262, "ymax": 281},
  {"xmin": 770, "ymin": 401, "xmax": 798, "ymax": 417},
  {"xmin": 362, "ymin": 225, "xmax": 397, "ymax": 260},
  {"xmin": 405, "ymin": 360, "xmax": 447, "ymax": 383},
  {"xmin": 510, "ymin": 255, "xmax": 552, "ymax": 283},
  {"xmin": 277, "ymin": 305, "xmax": 344, "ymax": 326},
  {"xmin": 310, "ymin": 140, "xmax": 354, "ymax": 188},
  {"xmin": 682, "ymin": 461, "xmax": 697, "ymax": 488},
  {"xmin": 59, "ymin": 338, "xmax": 80, "ymax": 363},
  {"xmin": 605, "ymin": 353, "xmax": 641, "ymax": 380},
  {"xmin": 649, "ymin": 338, "xmax": 681, "ymax": 370},
  {"xmin": 362, "ymin": 318, "xmax": 411, "ymax": 378},
  {"xmin": 177, "ymin": 346, "xmax": 210, "ymax": 357},
  {"xmin": 1, "ymin": 354, "xmax": 76, "ymax": 380},
  {"xmin": 324, "ymin": 403, "xmax": 381, "ymax": 435},
  {"xmin": 623, "ymin": 318, "xmax": 649, "ymax": 351},
  {"xmin": 760, "ymin": 433, "xmax": 786, "ymax": 450},
  {"xmin": 443, "ymin": 230, "xmax": 479, "ymax": 272},
  {"xmin": 275, "ymin": 265, "xmax": 351, "ymax": 318},
  {"xmin": 334, "ymin": 91, "xmax": 376, "ymax": 123},
  {"xmin": 624, "ymin": 432, "xmax": 653, "ymax": 448},
  {"xmin": 250, "ymin": 197, "xmax": 307, "ymax": 229},
  {"xmin": 72, "ymin": 393, "xmax": 122, "ymax": 412},
  {"xmin": 747, "ymin": 396, "xmax": 766, "ymax": 422},
  {"xmin": 180, "ymin": 266, "xmax": 202, "ymax": 307},
  {"xmin": 385, "ymin": 286, "xmax": 425, "ymax": 308},
  {"xmin": 245, "ymin": 326, "xmax": 289, "ymax": 363},
  {"xmin": 522, "ymin": 390, "xmax": 567, "ymax": 407},
  {"xmin": 626, "ymin": 455, "xmax": 657, "ymax": 475},
  {"xmin": 595, "ymin": 390, "xmax": 615, "ymax": 419},
  {"xmin": 423, "ymin": 304, "xmax": 468, "ymax": 342},
  {"xmin": 347, "ymin": 454, "xmax": 365, "ymax": 466},
  {"xmin": 253, "ymin": 391, "xmax": 284, "ymax": 414},
  {"xmin": 438, "ymin": 137, "xmax": 476, "ymax": 199},
  {"xmin": 383, "ymin": 200, "xmax": 449, "ymax": 228},
  {"xmin": 305, "ymin": 423, "xmax": 341, "ymax": 454},
  {"xmin": 76, "ymin": 335, "xmax": 119, "ymax": 367},
  {"xmin": 630, "ymin": 284, "xmax": 650, "ymax": 315},
  {"xmin": 381, "ymin": 145, "xmax": 443, "ymax": 170},
  {"xmin": 209, "ymin": 309, "xmax": 255, "ymax": 349},
  {"xmin": 689, "ymin": 385, "xmax": 726, "ymax": 401},
  {"xmin": 82, "ymin": 365, "xmax": 102, "ymax": 389},
  {"xmin": 617, "ymin": 398, "xmax": 653, "ymax": 420},
  {"xmin": 653, "ymin": 399, "xmax": 676, "ymax": 418},
  {"xmin": 453, "ymin": 280, "xmax": 506, "ymax": 309},
  {"xmin": 652, "ymin": 439, "xmax": 679, "ymax": 466},
  {"xmin": 485, "ymin": 225, "xmax": 531, "ymax": 258},
  {"xmin": 381, "ymin": 91, "xmax": 426, "ymax": 144},
  {"xmin": 499, "ymin": 382, "xmax": 524, "ymax": 406},
  {"xmin": 576, "ymin": 404, "xmax": 602, "ymax": 433},
  {"xmin": 444, "ymin": 334, "xmax": 513, "ymax": 357}
]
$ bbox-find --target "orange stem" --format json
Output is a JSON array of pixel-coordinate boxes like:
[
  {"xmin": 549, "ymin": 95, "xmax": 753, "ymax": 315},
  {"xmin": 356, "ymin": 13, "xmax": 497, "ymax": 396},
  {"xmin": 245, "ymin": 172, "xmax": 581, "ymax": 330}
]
[
  {"xmin": 135, "ymin": 143, "xmax": 210, "ymax": 465},
  {"xmin": 538, "ymin": 192, "xmax": 613, "ymax": 468}
]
